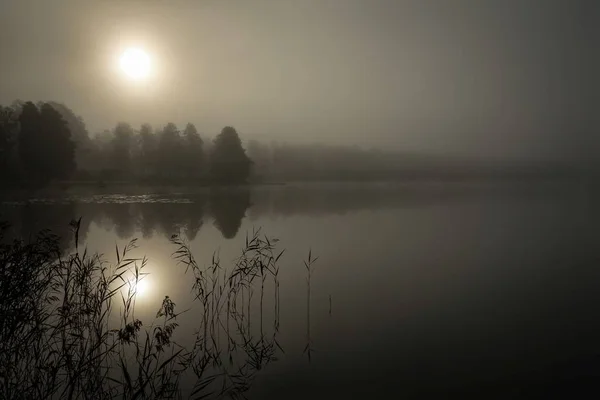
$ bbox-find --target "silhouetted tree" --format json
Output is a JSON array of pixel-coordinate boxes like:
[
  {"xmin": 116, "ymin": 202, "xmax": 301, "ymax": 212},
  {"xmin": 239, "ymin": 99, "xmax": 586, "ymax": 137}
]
[
  {"xmin": 39, "ymin": 103, "xmax": 76, "ymax": 179},
  {"xmin": 18, "ymin": 102, "xmax": 43, "ymax": 181},
  {"xmin": 209, "ymin": 126, "xmax": 252, "ymax": 184},
  {"xmin": 47, "ymin": 102, "xmax": 92, "ymax": 171},
  {"xmin": 17, "ymin": 102, "xmax": 75, "ymax": 183},
  {"xmin": 0, "ymin": 106, "xmax": 20, "ymax": 182},
  {"xmin": 183, "ymin": 123, "xmax": 204, "ymax": 178}
]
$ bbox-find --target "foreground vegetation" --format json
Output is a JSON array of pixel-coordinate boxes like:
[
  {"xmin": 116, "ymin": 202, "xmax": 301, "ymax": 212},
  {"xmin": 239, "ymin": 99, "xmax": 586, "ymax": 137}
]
[{"xmin": 0, "ymin": 219, "xmax": 288, "ymax": 399}]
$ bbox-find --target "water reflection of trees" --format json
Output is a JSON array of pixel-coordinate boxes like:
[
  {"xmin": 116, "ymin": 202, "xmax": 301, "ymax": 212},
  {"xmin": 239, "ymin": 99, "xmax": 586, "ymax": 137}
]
[
  {"xmin": 84, "ymin": 199, "xmax": 209, "ymax": 240},
  {"xmin": 0, "ymin": 203, "xmax": 83, "ymax": 254},
  {"xmin": 0, "ymin": 189, "xmax": 253, "ymax": 244},
  {"xmin": 90, "ymin": 190, "xmax": 251, "ymax": 241},
  {"xmin": 208, "ymin": 188, "xmax": 251, "ymax": 239},
  {"xmin": 1, "ymin": 184, "xmax": 489, "ymax": 246}
]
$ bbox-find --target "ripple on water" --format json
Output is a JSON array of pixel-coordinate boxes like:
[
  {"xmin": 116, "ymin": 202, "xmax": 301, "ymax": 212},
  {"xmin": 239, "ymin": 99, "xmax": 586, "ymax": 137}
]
[{"xmin": 1, "ymin": 194, "xmax": 194, "ymax": 205}]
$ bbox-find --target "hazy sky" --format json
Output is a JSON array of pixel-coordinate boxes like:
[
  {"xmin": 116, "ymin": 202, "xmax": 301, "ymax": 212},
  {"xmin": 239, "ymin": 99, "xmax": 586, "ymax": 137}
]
[{"xmin": 0, "ymin": 0, "xmax": 597, "ymax": 161}]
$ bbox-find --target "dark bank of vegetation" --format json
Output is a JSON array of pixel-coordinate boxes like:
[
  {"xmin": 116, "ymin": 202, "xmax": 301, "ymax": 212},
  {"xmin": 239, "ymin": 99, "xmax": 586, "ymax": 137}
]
[
  {"xmin": 0, "ymin": 219, "xmax": 288, "ymax": 399},
  {"xmin": 0, "ymin": 101, "xmax": 251, "ymax": 188},
  {"xmin": 1, "ymin": 100, "xmax": 577, "ymax": 191}
]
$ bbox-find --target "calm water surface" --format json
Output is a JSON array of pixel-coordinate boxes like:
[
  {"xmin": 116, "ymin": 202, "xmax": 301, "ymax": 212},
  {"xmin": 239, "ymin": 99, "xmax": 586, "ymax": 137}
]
[{"xmin": 1, "ymin": 181, "xmax": 599, "ymax": 397}]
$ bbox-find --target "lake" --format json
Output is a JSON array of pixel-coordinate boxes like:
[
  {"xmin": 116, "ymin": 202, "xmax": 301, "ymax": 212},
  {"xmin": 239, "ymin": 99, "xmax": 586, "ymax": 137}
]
[{"xmin": 1, "ymin": 181, "xmax": 599, "ymax": 398}]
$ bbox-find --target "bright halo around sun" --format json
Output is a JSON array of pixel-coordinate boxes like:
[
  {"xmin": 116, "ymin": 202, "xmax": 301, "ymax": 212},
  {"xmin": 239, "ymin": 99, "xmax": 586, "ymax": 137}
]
[
  {"xmin": 119, "ymin": 47, "xmax": 151, "ymax": 80},
  {"xmin": 126, "ymin": 276, "xmax": 152, "ymax": 298}
]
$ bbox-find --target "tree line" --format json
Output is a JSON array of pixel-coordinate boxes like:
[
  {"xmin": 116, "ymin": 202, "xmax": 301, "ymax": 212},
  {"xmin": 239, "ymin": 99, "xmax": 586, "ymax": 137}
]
[
  {"xmin": 3, "ymin": 99, "xmax": 541, "ymax": 187},
  {"xmin": 0, "ymin": 101, "xmax": 252, "ymax": 186},
  {"xmin": 1, "ymin": 99, "xmax": 429, "ymax": 188}
]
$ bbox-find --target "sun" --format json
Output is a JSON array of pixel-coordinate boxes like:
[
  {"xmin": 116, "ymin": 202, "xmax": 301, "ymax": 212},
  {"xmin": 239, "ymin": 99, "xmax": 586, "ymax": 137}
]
[
  {"xmin": 119, "ymin": 47, "xmax": 151, "ymax": 80},
  {"xmin": 125, "ymin": 276, "xmax": 152, "ymax": 298},
  {"xmin": 134, "ymin": 277, "xmax": 150, "ymax": 296}
]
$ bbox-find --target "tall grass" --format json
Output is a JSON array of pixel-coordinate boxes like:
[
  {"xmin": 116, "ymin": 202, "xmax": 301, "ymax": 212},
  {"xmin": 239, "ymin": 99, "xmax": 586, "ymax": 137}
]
[
  {"xmin": 0, "ymin": 220, "xmax": 285, "ymax": 400},
  {"xmin": 302, "ymin": 250, "xmax": 318, "ymax": 363}
]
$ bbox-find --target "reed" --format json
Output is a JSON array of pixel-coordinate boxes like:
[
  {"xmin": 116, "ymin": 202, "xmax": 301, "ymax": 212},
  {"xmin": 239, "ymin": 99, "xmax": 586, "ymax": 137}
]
[{"xmin": 0, "ymin": 220, "xmax": 286, "ymax": 400}]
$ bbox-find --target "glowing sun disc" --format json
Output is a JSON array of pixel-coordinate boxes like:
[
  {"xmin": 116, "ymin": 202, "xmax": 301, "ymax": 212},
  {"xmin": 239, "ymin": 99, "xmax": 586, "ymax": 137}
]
[
  {"xmin": 120, "ymin": 48, "xmax": 151, "ymax": 80},
  {"xmin": 126, "ymin": 276, "xmax": 151, "ymax": 298}
]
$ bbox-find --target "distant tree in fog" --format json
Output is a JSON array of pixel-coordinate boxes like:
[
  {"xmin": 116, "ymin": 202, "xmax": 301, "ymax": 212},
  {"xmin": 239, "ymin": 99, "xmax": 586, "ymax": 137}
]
[
  {"xmin": 9, "ymin": 100, "xmax": 25, "ymax": 114},
  {"xmin": 87, "ymin": 129, "xmax": 113, "ymax": 173},
  {"xmin": 246, "ymin": 139, "xmax": 273, "ymax": 181},
  {"xmin": 158, "ymin": 122, "xmax": 185, "ymax": 178},
  {"xmin": 183, "ymin": 123, "xmax": 204, "ymax": 178},
  {"xmin": 138, "ymin": 123, "xmax": 158, "ymax": 177},
  {"xmin": 111, "ymin": 122, "xmax": 135, "ymax": 174},
  {"xmin": 210, "ymin": 126, "xmax": 252, "ymax": 184}
]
